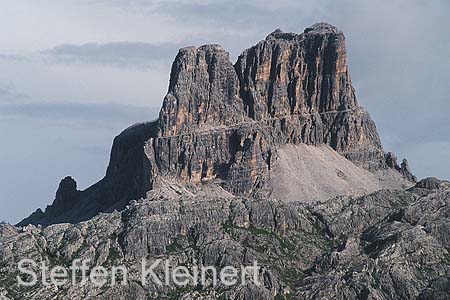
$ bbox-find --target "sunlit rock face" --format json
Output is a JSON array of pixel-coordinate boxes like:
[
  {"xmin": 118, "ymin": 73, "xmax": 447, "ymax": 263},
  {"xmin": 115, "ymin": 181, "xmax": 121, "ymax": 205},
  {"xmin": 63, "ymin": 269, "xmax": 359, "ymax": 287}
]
[{"xmin": 158, "ymin": 44, "xmax": 246, "ymax": 136}]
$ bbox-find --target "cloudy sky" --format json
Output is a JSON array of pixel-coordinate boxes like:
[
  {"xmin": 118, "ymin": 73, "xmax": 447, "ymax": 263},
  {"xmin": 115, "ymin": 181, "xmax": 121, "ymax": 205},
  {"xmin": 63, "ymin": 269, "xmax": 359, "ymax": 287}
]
[{"xmin": 0, "ymin": 0, "xmax": 449, "ymax": 223}]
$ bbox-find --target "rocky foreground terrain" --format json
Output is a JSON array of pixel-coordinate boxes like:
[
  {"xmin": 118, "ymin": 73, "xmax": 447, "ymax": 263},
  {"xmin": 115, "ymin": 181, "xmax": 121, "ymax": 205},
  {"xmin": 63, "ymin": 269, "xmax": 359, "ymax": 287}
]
[
  {"xmin": 2, "ymin": 177, "xmax": 450, "ymax": 300},
  {"xmin": 1, "ymin": 23, "xmax": 448, "ymax": 299}
]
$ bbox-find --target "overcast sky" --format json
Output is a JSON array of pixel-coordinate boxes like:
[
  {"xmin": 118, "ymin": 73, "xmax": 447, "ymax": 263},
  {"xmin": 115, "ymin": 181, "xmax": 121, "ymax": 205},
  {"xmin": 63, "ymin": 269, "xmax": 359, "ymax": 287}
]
[{"xmin": 0, "ymin": 0, "xmax": 449, "ymax": 223}]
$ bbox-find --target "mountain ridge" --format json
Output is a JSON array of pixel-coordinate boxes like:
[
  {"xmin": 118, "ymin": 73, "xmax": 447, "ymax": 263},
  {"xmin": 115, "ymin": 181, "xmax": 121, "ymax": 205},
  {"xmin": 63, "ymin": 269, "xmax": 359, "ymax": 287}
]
[{"xmin": 19, "ymin": 22, "xmax": 414, "ymax": 227}]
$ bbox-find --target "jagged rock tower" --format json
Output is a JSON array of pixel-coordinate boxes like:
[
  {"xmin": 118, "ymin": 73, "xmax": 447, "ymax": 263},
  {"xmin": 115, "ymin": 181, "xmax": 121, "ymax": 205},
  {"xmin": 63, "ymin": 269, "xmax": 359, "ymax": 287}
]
[{"xmin": 19, "ymin": 23, "xmax": 414, "ymax": 226}]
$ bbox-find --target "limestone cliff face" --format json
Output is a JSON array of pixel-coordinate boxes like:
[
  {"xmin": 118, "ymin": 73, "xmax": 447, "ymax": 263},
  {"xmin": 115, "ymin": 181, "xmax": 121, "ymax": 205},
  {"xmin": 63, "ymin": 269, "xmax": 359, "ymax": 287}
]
[
  {"xmin": 158, "ymin": 44, "xmax": 246, "ymax": 136},
  {"xmin": 148, "ymin": 23, "xmax": 388, "ymax": 195},
  {"xmin": 236, "ymin": 24, "xmax": 357, "ymax": 118},
  {"xmin": 19, "ymin": 23, "xmax": 414, "ymax": 226},
  {"xmin": 234, "ymin": 23, "xmax": 384, "ymax": 168}
]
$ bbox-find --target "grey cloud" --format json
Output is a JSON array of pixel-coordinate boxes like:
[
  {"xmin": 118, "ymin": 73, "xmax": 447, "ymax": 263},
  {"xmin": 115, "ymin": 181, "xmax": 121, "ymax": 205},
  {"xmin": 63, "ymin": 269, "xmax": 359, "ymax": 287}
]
[
  {"xmin": 94, "ymin": 0, "xmax": 323, "ymax": 42},
  {"xmin": 0, "ymin": 53, "xmax": 32, "ymax": 63},
  {"xmin": 188, "ymin": 1, "xmax": 320, "ymax": 27},
  {"xmin": 0, "ymin": 42, "xmax": 187, "ymax": 70},
  {"xmin": 0, "ymin": 84, "xmax": 28, "ymax": 103},
  {"xmin": 0, "ymin": 101, "xmax": 159, "ymax": 123},
  {"xmin": 0, "ymin": 82, "xmax": 159, "ymax": 122},
  {"xmin": 95, "ymin": 1, "xmax": 326, "ymax": 60},
  {"xmin": 40, "ymin": 41, "xmax": 185, "ymax": 69}
]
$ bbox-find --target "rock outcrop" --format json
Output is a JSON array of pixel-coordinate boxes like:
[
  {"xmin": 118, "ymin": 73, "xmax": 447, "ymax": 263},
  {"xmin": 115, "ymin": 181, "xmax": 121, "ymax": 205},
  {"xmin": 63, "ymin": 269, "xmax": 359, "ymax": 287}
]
[
  {"xmin": 158, "ymin": 44, "xmax": 246, "ymax": 135},
  {"xmin": 2, "ymin": 178, "xmax": 450, "ymax": 300},
  {"xmin": 385, "ymin": 152, "xmax": 417, "ymax": 182},
  {"xmin": 19, "ymin": 22, "xmax": 414, "ymax": 227},
  {"xmin": 18, "ymin": 122, "xmax": 158, "ymax": 226}
]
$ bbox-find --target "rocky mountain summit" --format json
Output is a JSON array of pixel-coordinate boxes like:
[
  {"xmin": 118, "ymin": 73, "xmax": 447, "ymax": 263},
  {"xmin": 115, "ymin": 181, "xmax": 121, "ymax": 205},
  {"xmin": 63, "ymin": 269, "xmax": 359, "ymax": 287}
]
[
  {"xmin": 1, "ymin": 23, "xmax": 446, "ymax": 300},
  {"xmin": 19, "ymin": 22, "xmax": 412, "ymax": 227}
]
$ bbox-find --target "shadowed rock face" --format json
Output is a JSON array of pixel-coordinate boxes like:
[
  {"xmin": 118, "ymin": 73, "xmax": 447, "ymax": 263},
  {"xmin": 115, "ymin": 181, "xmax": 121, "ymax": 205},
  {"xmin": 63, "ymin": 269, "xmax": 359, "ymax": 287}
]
[
  {"xmin": 18, "ymin": 122, "xmax": 159, "ymax": 226},
  {"xmin": 18, "ymin": 23, "xmax": 413, "ymax": 227}
]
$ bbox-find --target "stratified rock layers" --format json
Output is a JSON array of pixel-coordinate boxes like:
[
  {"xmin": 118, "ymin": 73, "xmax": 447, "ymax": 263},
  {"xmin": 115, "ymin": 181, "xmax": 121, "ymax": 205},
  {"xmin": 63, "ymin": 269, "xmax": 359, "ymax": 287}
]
[
  {"xmin": 151, "ymin": 23, "xmax": 387, "ymax": 193},
  {"xmin": 19, "ymin": 23, "xmax": 412, "ymax": 226}
]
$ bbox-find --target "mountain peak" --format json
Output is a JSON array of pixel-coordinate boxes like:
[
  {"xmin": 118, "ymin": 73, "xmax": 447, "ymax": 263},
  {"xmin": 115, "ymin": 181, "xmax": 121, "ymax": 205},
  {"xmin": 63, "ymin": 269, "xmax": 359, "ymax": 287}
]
[
  {"xmin": 159, "ymin": 41, "xmax": 243, "ymax": 136},
  {"xmin": 265, "ymin": 29, "xmax": 298, "ymax": 40},
  {"xmin": 19, "ymin": 23, "xmax": 415, "ymax": 226},
  {"xmin": 266, "ymin": 23, "xmax": 340, "ymax": 41},
  {"xmin": 304, "ymin": 22, "xmax": 339, "ymax": 34}
]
